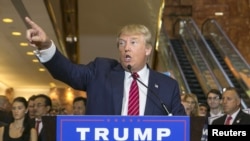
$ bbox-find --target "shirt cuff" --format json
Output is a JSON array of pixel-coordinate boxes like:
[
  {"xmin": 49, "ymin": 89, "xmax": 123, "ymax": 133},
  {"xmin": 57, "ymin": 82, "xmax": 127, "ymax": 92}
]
[{"xmin": 33, "ymin": 40, "xmax": 56, "ymax": 63}]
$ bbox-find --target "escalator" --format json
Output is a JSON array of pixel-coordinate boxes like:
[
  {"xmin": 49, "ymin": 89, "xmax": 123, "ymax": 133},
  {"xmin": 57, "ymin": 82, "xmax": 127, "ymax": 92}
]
[
  {"xmin": 202, "ymin": 19, "xmax": 250, "ymax": 108},
  {"xmin": 170, "ymin": 19, "xmax": 224, "ymax": 104},
  {"xmin": 206, "ymin": 39, "xmax": 250, "ymax": 105},
  {"xmin": 170, "ymin": 39, "xmax": 206, "ymax": 103},
  {"xmin": 158, "ymin": 18, "xmax": 250, "ymax": 108},
  {"xmin": 159, "ymin": 18, "xmax": 234, "ymax": 104}
]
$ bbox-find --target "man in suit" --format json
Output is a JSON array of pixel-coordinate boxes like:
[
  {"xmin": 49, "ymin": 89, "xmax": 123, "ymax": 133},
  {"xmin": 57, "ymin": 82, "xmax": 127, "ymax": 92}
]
[
  {"xmin": 206, "ymin": 89, "xmax": 224, "ymax": 124},
  {"xmin": 212, "ymin": 87, "xmax": 250, "ymax": 125},
  {"xmin": 30, "ymin": 94, "xmax": 52, "ymax": 141},
  {"xmin": 28, "ymin": 95, "xmax": 36, "ymax": 119},
  {"xmin": 25, "ymin": 17, "xmax": 186, "ymax": 116}
]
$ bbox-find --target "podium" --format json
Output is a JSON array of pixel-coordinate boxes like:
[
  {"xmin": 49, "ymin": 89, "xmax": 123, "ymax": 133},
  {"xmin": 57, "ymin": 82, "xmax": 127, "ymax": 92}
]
[{"xmin": 43, "ymin": 116, "xmax": 205, "ymax": 141}]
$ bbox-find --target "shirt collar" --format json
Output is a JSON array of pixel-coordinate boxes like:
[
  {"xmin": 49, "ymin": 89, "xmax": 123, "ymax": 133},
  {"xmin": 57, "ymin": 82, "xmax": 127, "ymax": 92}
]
[
  {"xmin": 125, "ymin": 65, "xmax": 148, "ymax": 79},
  {"xmin": 228, "ymin": 108, "xmax": 240, "ymax": 120}
]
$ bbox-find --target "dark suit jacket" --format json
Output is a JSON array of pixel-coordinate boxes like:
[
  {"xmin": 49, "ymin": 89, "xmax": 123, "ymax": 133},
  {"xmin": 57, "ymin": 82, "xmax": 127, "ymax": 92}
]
[
  {"xmin": 30, "ymin": 118, "xmax": 46, "ymax": 141},
  {"xmin": 211, "ymin": 110, "xmax": 250, "ymax": 125},
  {"xmin": 43, "ymin": 49, "xmax": 186, "ymax": 116}
]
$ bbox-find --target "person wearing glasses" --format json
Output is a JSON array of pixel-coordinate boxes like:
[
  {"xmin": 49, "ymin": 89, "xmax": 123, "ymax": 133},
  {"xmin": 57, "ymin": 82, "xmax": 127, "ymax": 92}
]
[
  {"xmin": 31, "ymin": 94, "xmax": 52, "ymax": 141},
  {"xmin": 211, "ymin": 87, "xmax": 250, "ymax": 125},
  {"xmin": 206, "ymin": 89, "xmax": 224, "ymax": 124}
]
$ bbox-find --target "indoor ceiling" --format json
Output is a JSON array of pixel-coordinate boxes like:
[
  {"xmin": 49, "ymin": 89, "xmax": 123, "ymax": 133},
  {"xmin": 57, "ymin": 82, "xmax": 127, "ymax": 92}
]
[{"xmin": 0, "ymin": 0, "xmax": 163, "ymax": 91}]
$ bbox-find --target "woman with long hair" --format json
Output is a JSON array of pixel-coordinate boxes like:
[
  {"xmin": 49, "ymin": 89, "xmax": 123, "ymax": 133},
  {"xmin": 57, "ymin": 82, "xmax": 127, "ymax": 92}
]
[
  {"xmin": 0, "ymin": 97, "xmax": 37, "ymax": 141},
  {"xmin": 181, "ymin": 93, "xmax": 199, "ymax": 116}
]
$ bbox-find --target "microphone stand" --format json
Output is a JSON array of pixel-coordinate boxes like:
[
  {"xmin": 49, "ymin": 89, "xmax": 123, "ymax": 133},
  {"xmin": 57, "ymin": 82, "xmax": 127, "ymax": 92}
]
[{"xmin": 127, "ymin": 65, "xmax": 172, "ymax": 116}]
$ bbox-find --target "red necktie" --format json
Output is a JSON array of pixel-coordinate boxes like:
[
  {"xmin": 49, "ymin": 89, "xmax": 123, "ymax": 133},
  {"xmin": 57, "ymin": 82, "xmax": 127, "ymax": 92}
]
[
  {"xmin": 36, "ymin": 120, "xmax": 41, "ymax": 133},
  {"xmin": 225, "ymin": 116, "xmax": 232, "ymax": 125},
  {"xmin": 128, "ymin": 72, "xmax": 139, "ymax": 115}
]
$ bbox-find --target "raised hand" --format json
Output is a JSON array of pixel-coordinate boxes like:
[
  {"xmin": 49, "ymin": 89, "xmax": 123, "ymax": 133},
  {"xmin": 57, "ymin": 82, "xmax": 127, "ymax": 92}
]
[{"xmin": 25, "ymin": 17, "xmax": 51, "ymax": 50}]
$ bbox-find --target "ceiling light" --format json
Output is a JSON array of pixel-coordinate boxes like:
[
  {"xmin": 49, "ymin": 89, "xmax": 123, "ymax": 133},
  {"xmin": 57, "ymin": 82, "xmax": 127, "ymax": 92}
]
[
  {"xmin": 26, "ymin": 52, "xmax": 34, "ymax": 55},
  {"xmin": 12, "ymin": 32, "xmax": 21, "ymax": 36},
  {"xmin": 50, "ymin": 82, "xmax": 56, "ymax": 87},
  {"xmin": 2, "ymin": 18, "xmax": 13, "ymax": 23},
  {"xmin": 39, "ymin": 68, "xmax": 46, "ymax": 72},
  {"xmin": 214, "ymin": 12, "xmax": 224, "ymax": 16},
  {"xmin": 32, "ymin": 59, "xmax": 39, "ymax": 63},
  {"xmin": 20, "ymin": 42, "xmax": 29, "ymax": 46}
]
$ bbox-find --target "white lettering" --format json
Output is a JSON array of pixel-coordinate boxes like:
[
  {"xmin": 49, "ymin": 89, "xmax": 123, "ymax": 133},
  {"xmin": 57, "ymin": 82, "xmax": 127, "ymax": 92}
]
[
  {"xmin": 202, "ymin": 128, "xmax": 208, "ymax": 135},
  {"xmin": 113, "ymin": 128, "xmax": 129, "ymax": 140},
  {"xmin": 76, "ymin": 128, "xmax": 90, "ymax": 140},
  {"xmin": 76, "ymin": 127, "xmax": 172, "ymax": 140},
  {"xmin": 212, "ymin": 129, "xmax": 247, "ymax": 136},
  {"xmin": 134, "ymin": 128, "xmax": 152, "ymax": 140},
  {"xmin": 157, "ymin": 128, "xmax": 171, "ymax": 140},
  {"xmin": 95, "ymin": 128, "xmax": 109, "ymax": 140}
]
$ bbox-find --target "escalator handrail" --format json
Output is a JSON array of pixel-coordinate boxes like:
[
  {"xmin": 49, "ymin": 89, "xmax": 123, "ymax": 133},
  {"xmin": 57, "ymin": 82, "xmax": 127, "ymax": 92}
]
[
  {"xmin": 187, "ymin": 18, "xmax": 234, "ymax": 89},
  {"xmin": 203, "ymin": 19, "xmax": 250, "ymax": 70},
  {"xmin": 181, "ymin": 19, "xmax": 222, "ymax": 92}
]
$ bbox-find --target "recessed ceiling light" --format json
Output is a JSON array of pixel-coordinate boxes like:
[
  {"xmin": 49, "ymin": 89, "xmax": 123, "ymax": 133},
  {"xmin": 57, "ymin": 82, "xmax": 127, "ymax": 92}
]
[
  {"xmin": 2, "ymin": 18, "xmax": 13, "ymax": 23},
  {"xmin": 20, "ymin": 42, "xmax": 29, "ymax": 46},
  {"xmin": 12, "ymin": 32, "xmax": 21, "ymax": 36},
  {"xmin": 32, "ymin": 59, "xmax": 39, "ymax": 63},
  {"xmin": 215, "ymin": 12, "xmax": 224, "ymax": 16},
  {"xmin": 26, "ymin": 52, "xmax": 34, "ymax": 55},
  {"xmin": 39, "ymin": 68, "xmax": 46, "ymax": 72},
  {"xmin": 50, "ymin": 82, "xmax": 56, "ymax": 87}
]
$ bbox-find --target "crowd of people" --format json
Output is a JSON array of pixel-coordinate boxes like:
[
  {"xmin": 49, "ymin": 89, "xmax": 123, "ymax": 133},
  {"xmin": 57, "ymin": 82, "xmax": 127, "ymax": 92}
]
[
  {"xmin": 0, "ymin": 94, "xmax": 87, "ymax": 141},
  {"xmin": 180, "ymin": 87, "xmax": 250, "ymax": 125},
  {"xmin": 0, "ymin": 86, "xmax": 249, "ymax": 141}
]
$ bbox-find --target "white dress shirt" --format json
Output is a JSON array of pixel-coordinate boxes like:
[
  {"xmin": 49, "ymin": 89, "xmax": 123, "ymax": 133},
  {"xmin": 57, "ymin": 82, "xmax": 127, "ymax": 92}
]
[{"xmin": 121, "ymin": 65, "xmax": 149, "ymax": 116}]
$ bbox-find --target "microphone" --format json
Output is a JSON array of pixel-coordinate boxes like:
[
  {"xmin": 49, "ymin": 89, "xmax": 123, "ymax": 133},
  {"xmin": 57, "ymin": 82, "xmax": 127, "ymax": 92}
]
[{"xmin": 127, "ymin": 65, "xmax": 172, "ymax": 116}]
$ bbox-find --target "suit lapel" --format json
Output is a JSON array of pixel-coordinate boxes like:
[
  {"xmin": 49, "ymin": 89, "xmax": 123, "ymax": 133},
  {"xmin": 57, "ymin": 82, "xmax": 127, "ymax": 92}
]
[
  {"xmin": 111, "ymin": 65, "xmax": 125, "ymax": 114},
  {"xmin": 144, "ymin": 70, "xmax": 160, "ymax": 115},
  {"xmin": 233, "ymin": 110, "xmax": 243, "ymax": 125}
]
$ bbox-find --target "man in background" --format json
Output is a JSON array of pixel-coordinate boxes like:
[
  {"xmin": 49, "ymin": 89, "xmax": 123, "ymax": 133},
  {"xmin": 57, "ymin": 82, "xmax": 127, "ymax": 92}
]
[
  {"xmin": 28, "ymin": 95, "xmax": 36, "ymax": 119},
  {"xmin": 72, "ymin": 96, "xmax": 87, "ymax": 115},
  {"xmin": 212, "ymin": 87, "xmax": 250, "ymax": 125},
  {"xmin": 0, "ymin": 95, "xmax": 12, "ymax": 124},
  {"xmin": 206, "ymin": 89, "xmax": 224, "ymax": 124},
  {"xmin": 31, "ymin": 94, "xmax": 52, "ymax": 141}
]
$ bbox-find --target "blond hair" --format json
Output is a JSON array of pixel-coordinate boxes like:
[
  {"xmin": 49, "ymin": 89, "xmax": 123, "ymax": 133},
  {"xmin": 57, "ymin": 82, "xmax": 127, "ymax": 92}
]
[{"xmin": 117, "ymin": 24, "xmax": 152, "ymax": 48}]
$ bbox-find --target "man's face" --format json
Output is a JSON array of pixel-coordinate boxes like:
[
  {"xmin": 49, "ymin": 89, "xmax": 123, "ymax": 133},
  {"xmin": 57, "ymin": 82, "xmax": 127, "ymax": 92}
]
[
  {"xmin": 34, "ymin": 97, "xmax": 50, "ymax": 118},
  {"xmin": 118, "ymin": 33, "xmax": 152, "ymax": 72},
  {"xmin": 222, "ymin": 90, "xmax": 241, "ymax": 115},
  {"xmin": 207, "ymin": 93, "xmax": 221, "ymax": 109},
  {"xmin": 28, "ymin": 100, "xmax": 35, "ymax": 118},
  {"xmin": 73, "ymin": 101, "xmax": 86, "ymax": 115}
]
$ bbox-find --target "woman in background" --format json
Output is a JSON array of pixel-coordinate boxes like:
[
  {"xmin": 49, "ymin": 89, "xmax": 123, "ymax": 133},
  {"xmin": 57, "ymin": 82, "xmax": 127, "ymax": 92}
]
[
  {"xmin": 181, "ymin": 93, "xmax": 199, "ymax": 116},
  {"xmin": 0, "ymin": 97, "xmax": 37, "ymax": 141}
]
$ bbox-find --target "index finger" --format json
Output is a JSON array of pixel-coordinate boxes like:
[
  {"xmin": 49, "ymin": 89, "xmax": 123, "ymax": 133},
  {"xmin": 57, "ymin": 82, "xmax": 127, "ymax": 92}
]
[{"xmin": 25, "ymin": 17, "xmax": 41, "ymax": 30}]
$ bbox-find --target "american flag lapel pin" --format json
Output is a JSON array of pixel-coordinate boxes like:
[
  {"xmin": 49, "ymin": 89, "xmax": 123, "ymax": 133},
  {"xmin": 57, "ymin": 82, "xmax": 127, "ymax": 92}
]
[
  {"xmin": 155, "ymin": 84, "xmax": 158, "ymax": 88},
  {"xmin": 236, "ymin": 119, "xmax": 240, "ymax": 123}
]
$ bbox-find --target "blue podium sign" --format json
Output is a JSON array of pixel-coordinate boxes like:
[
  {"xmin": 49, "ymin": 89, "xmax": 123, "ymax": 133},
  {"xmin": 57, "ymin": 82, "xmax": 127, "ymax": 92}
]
[{"xmin": 56, "ymin": 116, "xmax": 190, "ymax": 141}]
